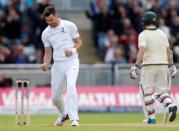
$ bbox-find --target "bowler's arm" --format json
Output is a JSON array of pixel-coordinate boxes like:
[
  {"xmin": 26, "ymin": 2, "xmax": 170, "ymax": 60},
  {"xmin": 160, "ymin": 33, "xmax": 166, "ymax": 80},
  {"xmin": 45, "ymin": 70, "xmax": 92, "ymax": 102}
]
[
  {"xmin": 73, "ymin": 36, "xmax": 83, "ymax": 51},
  {"xmin": 41, "ymin": 46, "xmax": 52, "ymax": 71},
  {"xmin": 64, "ymin": 37, "xmax": 82, "ymax": 57},
  {"xmin": 43, "ymin": 46, "xmax": 52, "ymax": 64}
]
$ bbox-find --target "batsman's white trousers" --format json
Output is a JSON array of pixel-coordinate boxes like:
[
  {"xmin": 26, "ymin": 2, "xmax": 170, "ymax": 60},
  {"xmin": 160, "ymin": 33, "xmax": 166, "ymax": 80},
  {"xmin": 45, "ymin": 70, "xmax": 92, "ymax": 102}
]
[
  {"xmin": 140, "ymin": 65, "xmax": 169, "ymax": 95},
  {"xmin": 140, "ymin": 68, "xmax": 172, "ymax": 120},
  {"xmin": 51, "ymin": 58, "xmax": 79, "ymax": 121}
]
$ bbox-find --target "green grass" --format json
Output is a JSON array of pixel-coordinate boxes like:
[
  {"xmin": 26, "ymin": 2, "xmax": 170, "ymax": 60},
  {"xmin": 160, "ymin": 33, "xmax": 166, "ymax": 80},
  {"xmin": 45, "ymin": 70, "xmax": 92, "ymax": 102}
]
[{"xmin": 0, "ymin": 113, "xmax": 179, "ymax": 131}]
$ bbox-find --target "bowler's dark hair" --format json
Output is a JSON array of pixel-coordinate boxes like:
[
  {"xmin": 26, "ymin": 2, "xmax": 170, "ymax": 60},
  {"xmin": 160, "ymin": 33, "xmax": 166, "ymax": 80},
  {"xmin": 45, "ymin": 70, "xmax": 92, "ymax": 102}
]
[{"xmin": 43, "ymin": 6, "xmax": 57, "ymax": 17}]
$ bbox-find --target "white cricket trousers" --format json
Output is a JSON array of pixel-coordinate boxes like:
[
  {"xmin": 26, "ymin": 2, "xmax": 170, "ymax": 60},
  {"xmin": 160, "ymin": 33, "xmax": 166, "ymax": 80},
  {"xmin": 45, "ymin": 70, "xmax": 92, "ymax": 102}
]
[
  {"xmin": 140, "ymin": 70, "xmax": 172, "ymax": 120},
  {"xmin": 140, "ymin": 65, "xmax": 175, "ymax": 119},
  {"xmin": 51, "ymin": 58, "xmax": 79, "ymax": 121}
]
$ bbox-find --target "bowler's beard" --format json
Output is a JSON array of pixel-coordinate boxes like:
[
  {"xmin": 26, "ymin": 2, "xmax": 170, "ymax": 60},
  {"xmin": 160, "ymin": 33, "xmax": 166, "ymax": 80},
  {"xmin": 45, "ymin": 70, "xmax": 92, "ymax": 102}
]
[{"xmin": 50, "ymin": 19, "xmax": 59, "ymax": 27}]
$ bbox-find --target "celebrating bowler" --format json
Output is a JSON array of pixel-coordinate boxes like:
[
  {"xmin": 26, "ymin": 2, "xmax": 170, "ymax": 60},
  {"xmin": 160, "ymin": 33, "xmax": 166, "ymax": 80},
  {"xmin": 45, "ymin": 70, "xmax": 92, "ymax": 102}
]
[{"xmin": 41, "ymin": 6, "xmax": 82, "ymax": 127}]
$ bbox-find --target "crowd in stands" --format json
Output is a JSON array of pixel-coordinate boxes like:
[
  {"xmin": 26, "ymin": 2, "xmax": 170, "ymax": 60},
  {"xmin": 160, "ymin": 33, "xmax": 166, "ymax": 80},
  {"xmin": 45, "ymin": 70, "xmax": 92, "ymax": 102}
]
[
  {"xmin": 1, "ymin": 0, "xmax": 179, "ymax": 65},
  {"xmin": 0, "ymin": 0, "xmax": 51, "ymax": 64},
  {"xmin": 86, "ymin": 0, "xmax": 179, "ymax": 64}
]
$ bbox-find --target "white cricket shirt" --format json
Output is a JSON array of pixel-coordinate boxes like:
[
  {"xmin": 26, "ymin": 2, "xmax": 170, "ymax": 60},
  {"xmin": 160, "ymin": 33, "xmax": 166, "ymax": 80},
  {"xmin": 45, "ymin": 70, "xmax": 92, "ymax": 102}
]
[
  {"xmin": 138, "ymin": 26, "xmax": 169, "ymax": 65},
  {"xmin": 41, "ymin": 19, "xmax": 80, "ymax": 61}
]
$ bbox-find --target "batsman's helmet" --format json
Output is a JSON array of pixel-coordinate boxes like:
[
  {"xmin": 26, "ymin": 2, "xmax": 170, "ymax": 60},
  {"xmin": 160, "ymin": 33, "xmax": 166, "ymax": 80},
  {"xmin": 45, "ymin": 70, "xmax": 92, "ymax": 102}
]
[{"xmin": 142, "ymin": 11, "xmax": 157, "ymax": 26}]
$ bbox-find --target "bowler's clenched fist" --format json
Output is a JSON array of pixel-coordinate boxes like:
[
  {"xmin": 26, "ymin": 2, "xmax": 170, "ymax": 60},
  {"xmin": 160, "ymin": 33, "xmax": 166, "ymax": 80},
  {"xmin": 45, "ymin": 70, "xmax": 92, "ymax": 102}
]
[
  {"xmin": 64, "ymin": 50, "xmax": 73, "ymax": 57},
  {"xmin": 40, "ymin": 63, "xmax": 48, "ymax": 71}
]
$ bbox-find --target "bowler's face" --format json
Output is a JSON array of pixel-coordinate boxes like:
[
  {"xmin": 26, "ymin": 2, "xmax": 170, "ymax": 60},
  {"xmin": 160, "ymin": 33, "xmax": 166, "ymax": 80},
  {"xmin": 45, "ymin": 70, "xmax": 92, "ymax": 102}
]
[{"xmin": 45, "ymin": 14, "xmax": 58, "ymax": 27}]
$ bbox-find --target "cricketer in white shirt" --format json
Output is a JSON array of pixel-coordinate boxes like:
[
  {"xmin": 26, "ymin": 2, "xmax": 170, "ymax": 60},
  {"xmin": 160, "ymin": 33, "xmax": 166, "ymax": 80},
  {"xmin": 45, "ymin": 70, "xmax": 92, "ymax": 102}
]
[
  {"xmin": 41, "ymin": 6, "xmax": 82, "ymax": 127},
  {"xmin": 130, "ymin": 11, "xmax": 177, "ymax": 124},
  {"xmin": 41, "ymin": 19, "xmax": 79, "ymax": 61}
]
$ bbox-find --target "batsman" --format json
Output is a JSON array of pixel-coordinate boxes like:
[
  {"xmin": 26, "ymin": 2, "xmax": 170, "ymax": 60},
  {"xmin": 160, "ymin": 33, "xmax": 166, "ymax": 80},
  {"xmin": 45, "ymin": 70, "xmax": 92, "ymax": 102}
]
[{"xmin": 130, "ymin": 11, "xmax": 178, "ymax": 124}]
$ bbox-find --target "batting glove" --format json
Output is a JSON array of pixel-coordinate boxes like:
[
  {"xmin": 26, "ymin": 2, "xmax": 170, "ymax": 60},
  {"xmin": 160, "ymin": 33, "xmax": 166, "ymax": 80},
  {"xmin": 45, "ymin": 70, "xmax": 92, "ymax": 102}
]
[
  {"xmin": 130, "ymin": 65, "xmax": 139, "ymax": 79},
  {"xmin": 169, "ymin": 65, "xmax": 177, "ymax": 78}
]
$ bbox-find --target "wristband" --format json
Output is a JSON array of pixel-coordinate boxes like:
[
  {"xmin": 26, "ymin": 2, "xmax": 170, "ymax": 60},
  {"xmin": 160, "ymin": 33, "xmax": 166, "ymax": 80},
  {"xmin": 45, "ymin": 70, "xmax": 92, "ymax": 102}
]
[{"xmin": 71, "ymin": 48, "xmax": 77, "ymax": 54}]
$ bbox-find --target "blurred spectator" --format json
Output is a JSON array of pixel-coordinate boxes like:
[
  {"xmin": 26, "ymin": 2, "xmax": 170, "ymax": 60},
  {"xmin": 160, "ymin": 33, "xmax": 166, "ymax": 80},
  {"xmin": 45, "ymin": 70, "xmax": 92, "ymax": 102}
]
[
  {"xmin": 128, "ymin": 44, "xmax": 137, "ymax": 63},
  {"xmin": 0, "ymin": 0, "xmax": 51, "ymax": 64},
  {"xmin": 86, "ymin": 0, "xmax": 106, "ymax": 46},
  {"xmin": 24, "ymin": 45, "xmax": 36, "ymax": 62},
  {"xmin": 159, "ymin": 18, "xmax": 170, "ymax": 39},
  {"xmin": 86, "ymin": 2, "xmax": 112, "ymax": 47},
  {"xmin": 0, "ymin": 10, "xmax": 6, "ymax": 36},
  {"xmin": 173, "ymin": 33, "xmax": 179, "ymax": 63},
  {"xmin": 110, "ymin": 46, "xmax": 127, "ymax": 64},
  {"xmin": 126, "ymin": 0, "xmax": 143, "ymax": 33},
  {"xmin": 0, "ymin": 0, "xmax": 8, "ymax": 10},
  {"xmin": 31, "ymin": 49, "xmax": 43, "ymax": 63},
  {"xmin": 0, "ymin": 75, "xmax": 13, "ymax": 87},
  {"xmin": 143, "ymin": 0, "xmax": 159, "ymax": 10},
  {"xmin": 110, "ymin": 3, "xmax": 126, "ymax": 35},
  {"xmin": 14, "ymin": 44, "xmax": 29, "ymax": 63},
  {"xmin": 5, "ymin": 8, "xmax": 21, "ymax": 42},
  {"xmin": 104, "ymin": 29, "xmax": 118, "ymax": 63},
  {"xmin": 3, "ymin": 43, "xmax": 16, "ymax": 63},
  {"xmin": 0, "ymin": 43, "xmax": 11, "ymax": 63},
  {"xmin": 20, "ymin": 25, "xmax": 33, "ymax": 46},
  {"xmin": 1, "ymin": 0, "xmax": 179, "ymax": 64},
  {"xmin": 87, "ymin": 0, "xmax": 179, "ymax": 64},
  {"xmin": 4, "ymin": 43, "xmax": 29, "ymax": 64},
  {"xmin": 171, "ymin": 16, "xmax": 179, "ymax": 37},
  {"xmin": 27, "ymin": 1, "xmax": 48, "ymax": 49},
  {"xmin": 149, "ymin": 0, "xmax": 161, "ymax": 15},
  {"xmin": 88, "ymin": 0, "xmax": 104, "ymax": 15},
  {"xmin": 96, "ymin": 3, "xmax": 112, "ymax": 45},
  {"xmin": 118, "ymin": 18, "xmax": 138, "ymax": 59},
  {"xmin": 127, "ymin": 32, "xmax": 138, "ymax": 63}
]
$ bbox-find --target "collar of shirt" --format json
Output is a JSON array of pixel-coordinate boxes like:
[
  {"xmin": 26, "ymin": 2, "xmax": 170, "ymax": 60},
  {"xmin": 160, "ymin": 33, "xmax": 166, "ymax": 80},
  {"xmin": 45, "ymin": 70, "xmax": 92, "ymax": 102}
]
[{"xmin": 145, "ymin": 25, "xmax": 157, "ymax": 30}]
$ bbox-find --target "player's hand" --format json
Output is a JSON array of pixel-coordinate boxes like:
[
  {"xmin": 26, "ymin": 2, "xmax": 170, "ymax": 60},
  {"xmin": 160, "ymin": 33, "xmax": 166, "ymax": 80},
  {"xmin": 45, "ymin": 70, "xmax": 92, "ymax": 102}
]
[
  {"xmin": 130, "ymin": 65, "xmax": 139, "ymax": 79},
  {"xmin": 64, "ymin": 50, "xmax": 73, "ymax": 57},
  {"xmin": 169, "ymin": 65, "xmax": 177, "ymax": 78},
  {"xmin": 40, "ymin": 63, "xmax": 48, "ymax": 71},
  {"xmin": 64, "ymin": 48, "xmax": 77, "ymax": 57}
]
